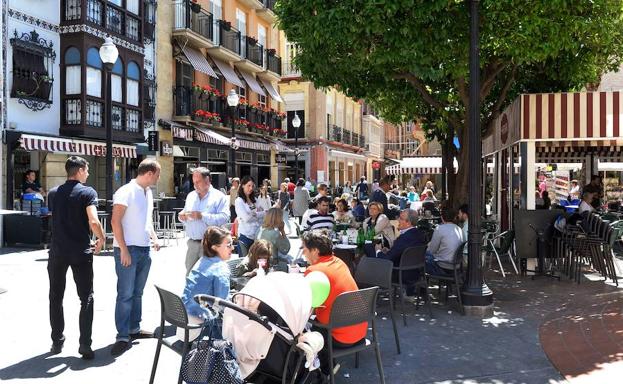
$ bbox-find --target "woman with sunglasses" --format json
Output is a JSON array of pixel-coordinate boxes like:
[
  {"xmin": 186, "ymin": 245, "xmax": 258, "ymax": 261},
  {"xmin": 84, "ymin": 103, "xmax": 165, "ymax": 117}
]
[
  {"xmin": 181, "ymin": 226, "xmax": 232, "ymax": 339},
  {"xmin": 235, "ymin": 176, "xmax": 265, "ymax": 257}
]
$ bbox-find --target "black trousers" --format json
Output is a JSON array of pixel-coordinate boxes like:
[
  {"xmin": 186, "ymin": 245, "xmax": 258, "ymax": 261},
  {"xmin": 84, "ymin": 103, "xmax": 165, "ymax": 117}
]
[{"xmin": 48, "ymin": 257, "xmax": 94, "ymax": 347}]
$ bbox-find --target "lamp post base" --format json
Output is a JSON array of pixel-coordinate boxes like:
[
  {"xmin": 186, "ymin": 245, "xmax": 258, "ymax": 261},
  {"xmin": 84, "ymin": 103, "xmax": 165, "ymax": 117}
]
[{"xmin": 461, "ymin": 283, "xmax": 493, "ymax": 306}]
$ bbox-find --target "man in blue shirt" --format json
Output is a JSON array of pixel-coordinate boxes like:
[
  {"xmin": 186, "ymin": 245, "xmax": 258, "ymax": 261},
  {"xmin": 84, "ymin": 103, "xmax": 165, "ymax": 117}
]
[{"xmin": 178, "ymin": 167, "xmax": 230, "ymax": 275}]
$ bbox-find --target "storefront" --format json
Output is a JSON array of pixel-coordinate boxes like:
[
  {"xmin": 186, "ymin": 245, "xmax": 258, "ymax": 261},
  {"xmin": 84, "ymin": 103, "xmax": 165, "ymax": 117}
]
[{"xmin": 5, "ymin": 131, "xmax": 138, "ymax": 210}]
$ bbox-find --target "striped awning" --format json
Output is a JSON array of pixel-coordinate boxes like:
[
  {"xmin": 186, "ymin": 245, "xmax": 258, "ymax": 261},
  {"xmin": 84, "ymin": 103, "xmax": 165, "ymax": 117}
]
[
  {"xmin": 182, "ymin": 46, "xmax": 218, "ymax": 78},
  {"xmin": 239, "ymin": 70, "xmax": 266, "ymax": 96},
  {"xmin": 211, "ymin": 57, "xmax": 244, "ymax": 88},
  {"xmin": 194, "ymin": 127, "xmax": 271, "ymax": 151},
  {"xmin": 386, "ymin": 157, "xmax": 457, "ymax": 175},
  {"xmin": 536, "ymin": 143, "xmax": 623, "ymax": 162},
  {"xmin": 20, "ymin": 134, "xmax": 136, "ymax": 158},
  {"xmin": 269, "ymin": 139, "xmax": 294, "ymax": 153},
  {"xmin": 259, "ymin": 78, "xmax": 283, "ymax": 103},
  {"xmin": 239, "ymin": 138, "xmax": 271, "ymax": 152}
]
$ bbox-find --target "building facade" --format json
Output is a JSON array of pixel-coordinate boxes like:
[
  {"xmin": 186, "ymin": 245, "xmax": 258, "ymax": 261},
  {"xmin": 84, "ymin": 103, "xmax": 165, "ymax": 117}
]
[
  {"xmin": 157, "ymin": 0, "xmax": 285, "ymax": 193},
  {"xmin": 3, "ymin": 0, "xmax": 156, "ymax": 208}
]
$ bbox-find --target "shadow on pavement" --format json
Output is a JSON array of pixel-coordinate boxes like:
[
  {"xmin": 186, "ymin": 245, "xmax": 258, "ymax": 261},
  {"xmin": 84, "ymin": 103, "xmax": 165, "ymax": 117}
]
[{"xmin": 0, "ymin": 344, "xmax": 118, "ymax": 380}]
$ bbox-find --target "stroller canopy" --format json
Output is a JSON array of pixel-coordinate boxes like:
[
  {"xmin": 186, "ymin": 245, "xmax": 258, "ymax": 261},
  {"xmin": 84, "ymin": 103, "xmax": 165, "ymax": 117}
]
[{"xmin": 223, "ymin": 272, "xmax": 312, "ymax": 378}]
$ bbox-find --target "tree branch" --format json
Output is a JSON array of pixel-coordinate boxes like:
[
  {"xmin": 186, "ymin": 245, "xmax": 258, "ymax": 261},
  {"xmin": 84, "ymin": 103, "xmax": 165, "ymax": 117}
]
[
  {"xmin": 483, "ymin": 65, "xmax": 518, "ymax": 136},
  {"xmin": 393, "ymin": 73, "xmax": 449, "ymax": 111},
  {"xmin": 481, "ymin": 61, "xmax": 509, "ymax": 100}
]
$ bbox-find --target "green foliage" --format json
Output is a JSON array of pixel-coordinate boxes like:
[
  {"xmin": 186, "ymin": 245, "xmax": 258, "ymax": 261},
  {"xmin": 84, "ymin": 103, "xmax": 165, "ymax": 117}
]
[{"xmin": 276, "ymin": 0, "xmax": 623, "ymax": 143}]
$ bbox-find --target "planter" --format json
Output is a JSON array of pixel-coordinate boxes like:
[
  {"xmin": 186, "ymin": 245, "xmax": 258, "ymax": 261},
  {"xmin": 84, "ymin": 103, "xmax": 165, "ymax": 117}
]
[{"xmin": 190, "ymin": 2, "xmax": 201, "ymax": 13}]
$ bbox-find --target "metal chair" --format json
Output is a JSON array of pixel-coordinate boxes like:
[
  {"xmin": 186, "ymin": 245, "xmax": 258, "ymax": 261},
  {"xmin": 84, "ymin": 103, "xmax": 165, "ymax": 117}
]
[
  {"xmin": 427, "ymin": 242, "xmax": 466, "ymax": 315},
  {"xmin": 392, "ymin": 245, "xmax": 430, "ymax": 325},
  {"xmin": 312, "ymin": 287, "xmax": 385, "ymax": 384},
  {"xmin": 486, "ymin": 230, "xmax": 518, "ymax": 277},
  {"xmin": 149, "ymin": 285, "xmax": 203, "ymax": 384},
  {"xmin": 354, "ymin": 257, "xmax": 400, "ymax": 354}
]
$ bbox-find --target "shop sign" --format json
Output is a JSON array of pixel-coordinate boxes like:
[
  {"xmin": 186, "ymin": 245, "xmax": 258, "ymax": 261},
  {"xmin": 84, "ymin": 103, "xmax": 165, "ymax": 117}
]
[
  {"xmin": 275, "ymin": 154, "xmax": 287, "ymax": 163},
  {"xmin": 372, "ymin": 162, "xmax": 381, "ymax": 170},
  {"xmin": 160, "ymin": 140, "xmax": 173, "ymax": 157},
  {"xmin": 148, "ymin": 131, "xmax": 159, "ymax": 152},
  {"xmin": 173, "ymin": 126, "xmax": 193, "ymax": 141},
  {"xmin": 90, "ymin": 145, "xmax": 126, "ymax": 157}
]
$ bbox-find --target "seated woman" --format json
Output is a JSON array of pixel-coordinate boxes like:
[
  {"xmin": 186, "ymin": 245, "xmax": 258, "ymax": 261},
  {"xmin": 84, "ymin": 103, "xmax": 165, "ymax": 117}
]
[
  {"xmin": 332, "ymin": 198, "xmax": 355, "ymax": 227},
  {"xmin": 181, "ymin": 226, "xmax": 232, "ymax": 339},
  {"xmin": 363, "ymin": 201, "xmax": 396, "ymax": 248},
  {"xmin": 234, "ymin": 239, "xmax": 272, "ymax": 278},
  {"xmin": 258, "ymin": 207, "xmax": 292, "ymax": 267},
  {"xmin": 350, "ymin": 198, "xmax": 366, "ymax": 222}
]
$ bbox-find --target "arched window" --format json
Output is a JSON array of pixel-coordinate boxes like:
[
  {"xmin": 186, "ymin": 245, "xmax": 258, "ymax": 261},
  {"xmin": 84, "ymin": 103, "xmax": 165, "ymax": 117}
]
[
  {"xmin": 111, "ymin": 57, "xmax": 123, "ymax": 103},
  {"xmin": 126, "ymin": 61, "xmax": 140, "ymax": 106},
  {"xmin": 86, "ymin": 47, "xmax": 102, "ymax": 97},
  {"xmin": 64, "ymin": 47, "xmax": 81, "ymax": 95}
]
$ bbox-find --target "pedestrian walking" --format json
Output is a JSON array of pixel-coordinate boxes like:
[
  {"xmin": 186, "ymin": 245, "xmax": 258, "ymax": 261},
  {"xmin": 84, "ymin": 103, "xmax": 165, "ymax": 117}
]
[
  {"xmin": 277, "ymin": 182, "xmax": 292, "ymax": 235},
  {"xmin": 293, "ymin": 178, "xmax": 311, "ymax": 225},
  {"xmin": 110, "ymin": 159, "xmax": 161, "ymax": 356},
  {"xmin": 355, "ymin": 176, "xmax": 369, "ymax": 201},
  {"xmin": 179, "ymin": 167, "xmax": 230, "ymax": 276},
  {"xmin": 47, "ymin": 156, "xmax": 105, "ymax": 360}
]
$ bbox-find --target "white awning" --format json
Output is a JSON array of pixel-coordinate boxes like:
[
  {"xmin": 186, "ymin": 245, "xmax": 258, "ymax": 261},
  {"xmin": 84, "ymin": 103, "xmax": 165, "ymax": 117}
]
[
  {"xmin": 386, "ymin": 157, "xmax": 457, "ymax": 175},
  {"xmin": 211, "ymin": 56, "xmax": 244, "ymax": 88},
  {"xmin": 239, "ymin": 70, "xmax": 266, "ymax": 96},
  {"xmin": 259, "ymin": 78, "xmax": 283, "ymax": 103},
  {"xmin": 329, "ymin": 149, "xmax": 366, "ymax": 160},
  {"xmin": 182, "ymin": 46, "xmax": 218, "ymax": 78},
  {"xmin": 20, "ymin": 134, "xmax": 136, "ymax": 158},
  {"xmin": 194, "ymin": 127, "xmax": 230, "ymax": 145}
]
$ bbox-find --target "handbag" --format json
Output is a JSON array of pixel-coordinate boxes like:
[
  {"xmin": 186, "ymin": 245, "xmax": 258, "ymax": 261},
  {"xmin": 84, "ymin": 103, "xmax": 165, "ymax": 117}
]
[{"xmin": 180, "ymin": 321, "xmax": 243, "ymax": 384}]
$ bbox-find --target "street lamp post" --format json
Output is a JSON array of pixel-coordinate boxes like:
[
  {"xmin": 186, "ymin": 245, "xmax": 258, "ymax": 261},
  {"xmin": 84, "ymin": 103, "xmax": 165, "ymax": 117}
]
[
  {"xmin": 227, "ymin": 89, "xmax": 240, "ymax": 179},
  {"xmin": 461, "ymin": 0, "xmax": 493, "ymax": 310},
  {"xmin": 99, "ymin": 37, "xmax": 118, "ymax": 213},
  {"xmin": 292, "ymin": 113, "xmax": 301, "ymax": 181}
]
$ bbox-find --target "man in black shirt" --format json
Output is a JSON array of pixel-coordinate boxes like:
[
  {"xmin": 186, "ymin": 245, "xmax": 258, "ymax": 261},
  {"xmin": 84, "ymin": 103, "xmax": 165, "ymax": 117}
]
[
  {"xmin": 47, "ymin": 156, "xmax": 105, "ymax": 360},
  {"xmin": 583, "ymin": 175, "xmax": 603, "ymax": 209},
  {"xmin": 22, "ymin": 169, "xmax": 45, "ymax": 195},
  {"xmin": 369, "ymin": 177, "xmax": 390, "ymax": 214}
]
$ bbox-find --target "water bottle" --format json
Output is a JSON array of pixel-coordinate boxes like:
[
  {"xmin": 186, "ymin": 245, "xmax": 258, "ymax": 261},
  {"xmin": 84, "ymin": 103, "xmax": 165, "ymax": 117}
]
[{"xmin": 356, "ymin": 228, "xmax": 364, "ymax": 246}]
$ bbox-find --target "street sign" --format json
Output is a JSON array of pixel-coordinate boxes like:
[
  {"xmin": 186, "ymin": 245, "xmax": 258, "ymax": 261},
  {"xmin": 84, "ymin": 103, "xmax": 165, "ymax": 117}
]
[{"xmin": 148, "ymin": 131, "xmax": 159, "ymax": 152}]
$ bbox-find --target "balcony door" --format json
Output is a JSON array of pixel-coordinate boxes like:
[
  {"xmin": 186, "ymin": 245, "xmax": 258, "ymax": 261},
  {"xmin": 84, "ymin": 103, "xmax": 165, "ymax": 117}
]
[
  {"xmin": 237, "ymin": 9, "xmax": 247, "ymax": 57},
  {"xmin": 176, "ymin": 61, "xmax": 193, "ymax": 115},
  {"xmin": 211, "ymin": 0, "xmax": 222, "ymax": 45},
  {"xmin": 258, "ymin": 25, "xmax": 266, "ymax": 67}
]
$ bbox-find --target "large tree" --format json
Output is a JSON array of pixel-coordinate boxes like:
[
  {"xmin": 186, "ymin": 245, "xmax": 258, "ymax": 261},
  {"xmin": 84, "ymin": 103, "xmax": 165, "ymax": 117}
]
[{"xmin": 276, "ymin": 0, "xmax": 623, "ymax": 206}]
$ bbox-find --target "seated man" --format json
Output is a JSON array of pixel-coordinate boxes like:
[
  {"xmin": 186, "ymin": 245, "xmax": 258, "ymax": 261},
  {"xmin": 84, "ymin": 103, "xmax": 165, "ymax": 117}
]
[
  {"xmin": 302, "ymin": 230, "xmax": 366, "ymax": 378},
  {"xmin": 372, "ymin": 209, "xmax": 427, "ymax": 292},
  {"xmin": 425, "ymin": 206, "xmax": 464, "ymax": 276},
  {"xmin": 303, "ymin": 196, "xmax": 335, "ymax": 231}
]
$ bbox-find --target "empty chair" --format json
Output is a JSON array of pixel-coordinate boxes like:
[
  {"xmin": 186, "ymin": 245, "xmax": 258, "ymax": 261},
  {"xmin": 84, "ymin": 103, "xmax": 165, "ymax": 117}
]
[
  {"xmin": 486, "ymin": 230, "xmax": 518, "ymax": 277},
  {"xmin": 354, "ymin": 256, "xmax": 400, "ymax": 354},
  {"xmin": 149, "ymin": 285, "xmax": 203, "ymax": 384},
  {"xmin": 312, "ymin": 287, "xmax": 385, "ymax": 384},
  {"xmin": 392, "ymin": 245, "xmax": 431, "ymax": 325}
]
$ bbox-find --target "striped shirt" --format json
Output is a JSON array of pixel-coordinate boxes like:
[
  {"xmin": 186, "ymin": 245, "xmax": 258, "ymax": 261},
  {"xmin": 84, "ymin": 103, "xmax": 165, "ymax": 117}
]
[{"xmin": 306, "ymin": 210, "xmax": 336, "ymax": 231}]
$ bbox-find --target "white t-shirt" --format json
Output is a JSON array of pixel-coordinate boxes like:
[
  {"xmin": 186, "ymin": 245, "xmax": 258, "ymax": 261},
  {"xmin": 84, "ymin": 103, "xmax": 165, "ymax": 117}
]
[{"xmin": 113, "ymin": 179, "xmax": 154, "ymax": 247}]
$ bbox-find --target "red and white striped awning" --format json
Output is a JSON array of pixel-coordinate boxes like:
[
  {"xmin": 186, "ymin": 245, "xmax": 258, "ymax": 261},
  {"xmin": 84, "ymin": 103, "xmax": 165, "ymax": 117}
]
[
  {"xmin": 20, "ymin": 134, "xmax": 137, "ymax": 158},
  {"xmin": 386, "ymin": 157, "xmax": 457, "ymax": 176},
  {"xmin": 194, "ymin": 127, "xmax": 271, "ymax": 152}
]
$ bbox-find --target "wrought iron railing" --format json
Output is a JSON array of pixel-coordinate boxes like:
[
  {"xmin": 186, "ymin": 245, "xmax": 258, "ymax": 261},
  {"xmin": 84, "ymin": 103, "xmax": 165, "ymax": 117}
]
[
  {"xmin": 266, "ymin": 51, "xmax": 281, "ymax": 75},
  {"xmin": 64, "ymin": 0, "xmax": 81, "ymax": 21},
  {"xmin": 85, "ymin": 99, "xmax": 103, "ymax": 127},
  {"xmin": 111, "ymin": 105, "xmax": 123, "ymax": 130},
  {"xmin": 216, "ymin": 20, "xmax": 241, "ymax": 55},
  {"xmin": 126, "ymin": 15, "xmax": 140, "ymax": 41},
  {"xmin": 244, "ymin": 37, "xmax": 264, "ymax": 67},
  {"xmin": 173, "ymin": 1, "xmax": 213, "ymax": 42},
  {"xmin": 126, "ymin": 109, "xmax": 141, "ymax": 132},
  {"xmin": 282, "ymin": 61, "xmax": 301, "ymax": 77},
  {"xmin": 65, "ymin": 99, "xmax": 82, "ymax": 125},
  {"xmin": 106, "ymin": 5, "xmax": 124, "ymax": 35},
  {"xmin": 86, "ymin": 0, "xmax": 103, "ymax": 24},
  {"xmin": 262, "ymin": 0, "xmax": 276, "ymax": 11},
  {"xmin": 174, "ymin": 85, "xmax": 224, "ymax": 117}
]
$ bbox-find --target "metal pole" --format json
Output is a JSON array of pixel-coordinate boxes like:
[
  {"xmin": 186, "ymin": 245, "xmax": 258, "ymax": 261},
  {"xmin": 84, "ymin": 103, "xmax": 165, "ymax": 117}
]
[
  {"xmin": 229, "ymin": 106, "xmax": 235, "ymax": 179},
  {"xmin": 461, "ymin": 0, "xmax": 493, "ymax": 308},
  {"xmin": 105, "ymin": 64, "xmax": 113, "ymax": 213},
  {"xmin": 294, "ymin": 123, "xmax": 299, "ymax": 181}
]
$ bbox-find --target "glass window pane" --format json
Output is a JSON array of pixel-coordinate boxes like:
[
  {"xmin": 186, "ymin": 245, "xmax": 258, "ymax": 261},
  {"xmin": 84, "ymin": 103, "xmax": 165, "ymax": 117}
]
[
  {"xmin": 65, "ymin": 47, "xmax": 80, "ymax": 65},
  {"xmin": 126, "ymin": 0, "xmax": 139, "ymax": 14},
  {"xmin": 86, "ymin": 67, "xmax": 101, "ymax": 97},
  {"xmin": 111, "ymin": 74, "xmax": 122, "ymax": 102},
  {"xmin": 66, "ymin": 65, "xmax": 81, "ymax": 94},
  {"xmin": 127, "ymin": 61, "xmax": 140, "ymax": 80},
  {"xmin": 112, "ymin": 57, "xmax": 123, "ymax": 75},
  {"xmin": 127, "ymin": 79, "xmax": 139, "ymax": 106},
  {"xmin": 86, "ymin": 48, "xmax": 102, "ymax": 69}
]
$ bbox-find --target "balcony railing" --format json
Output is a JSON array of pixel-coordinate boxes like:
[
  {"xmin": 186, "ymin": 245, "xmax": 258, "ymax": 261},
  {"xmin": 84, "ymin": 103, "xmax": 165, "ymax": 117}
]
[
  {"xmin": 65, "ymin": 99, "xmax": 82, "ymax": 125},
  {"xmin": 328, "ymin": 124, "xmax": 367, "ymax": 148},
  {"xmin": 126, "ymin": 109, "xmax": 141, "ymax": 132},
  {"xmin": 85, "ymin": 99, "xmax": 103, "ymax": 127},
  {"xmin": 86, "ymin": 0, "xmax": 103, "ymax": 24},
  {"xmin": 111, "ymin": 105, "xmax": 124, "ymax": 130},
  {"xmin": 266, "ymin": 51, "xmax": 281, "ymax": 75},
  {"xmin": 282, "ymin": 61, "xmax": 301, "ymax": 77},
  {"xmin": 65, "ymin": 98, "xmax": 142, "ymax": 133},
  {"xmin": 64, "ymin": 0, "xmax": 81, "ymax": 21},
  {"xmin": 126, "ymin": 15, "xmax": 140, "ymax": 41},
  {"xmin": 106, "ymin": 5, "xmax": 124, "ymax": 35},
  {"xmin": 216, "ymin": 20, "xmax": 241, "ymax": 55},
  {"xmin": 262, "ymin": 0, "xmax": 276, "ymax": 11},
  {"xmin": 244, "ymin": 37, "xmax": 264, "ymax": 67},
  {"xmin": 329, "ymin": 124, "xmax": 342, "ymax": 142},
  {"xmin": 173, "ymin": 1, "xmax": 213, "ymax": 42},
  {"xmin": 174, "ymin": 85, "xmax": 225, "ymax": 118}
]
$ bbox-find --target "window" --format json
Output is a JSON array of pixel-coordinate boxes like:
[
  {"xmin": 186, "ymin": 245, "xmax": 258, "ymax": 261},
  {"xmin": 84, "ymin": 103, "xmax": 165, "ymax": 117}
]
[
  {"xmin": 238, "ymin": 85, "xmax": 247, "ymax": 119},
  {"xmin": 108, "ymin": 0, "xmax": 122, "ymax": 6},
  {"xmin": 211, "ymin": 0, "xmax": 222, "ymax": 44},
  {"xmin": 126, "ymin": 61, "xmax": 140, "ymax": 106},
  {"xmin": 11, "ymin": 33, "xmax": 54, "ymax": 102},
  {"xmin": 111, "ymin": 57, "xmax": 123, "ymax": 103},
  {"xmin": 86, "ymin": 47, "xmax": 102, "ymax": 97},
  {"xmin": 258, "ymin": 25, "xmax": 267, "ymax": 66},
  {"xmin": 65, "ymin": 47, "xmax": 81, "ymax": 95},
  {"xmin": 237, "ymin": 9, "xmax": 247, "ymax": 57},
  {"xmin": 126, "ymin": 0, "xmax": 139, "ymax": 15}
]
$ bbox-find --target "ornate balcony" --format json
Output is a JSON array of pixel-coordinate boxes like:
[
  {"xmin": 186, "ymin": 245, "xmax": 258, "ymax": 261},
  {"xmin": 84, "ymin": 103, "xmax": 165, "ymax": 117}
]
[
  {"xmin": 208, "ymin": 20, "xmax": 241, "ymax": 62},
  {"xmin": 172, "ymin": 0, "xmax": 214, "ymax": 49},
  {"xmin": 237, "ymin": 36, "xmax": 264, "ymax": 73}
]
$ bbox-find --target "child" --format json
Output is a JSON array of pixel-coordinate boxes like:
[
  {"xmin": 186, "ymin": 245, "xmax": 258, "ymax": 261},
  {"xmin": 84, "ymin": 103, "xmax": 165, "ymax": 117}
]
[{"xmin": 235, "ymin": 239, "xmax": 272, "ymax": 278}]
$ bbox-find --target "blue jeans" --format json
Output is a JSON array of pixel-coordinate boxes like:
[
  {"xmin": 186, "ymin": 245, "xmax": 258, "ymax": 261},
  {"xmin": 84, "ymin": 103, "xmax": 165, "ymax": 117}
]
[
  {"xmin": 425, "ymin": 252, "xmax": 452, "ymax": 276},
  {"xmin": 114, "ymin": 246, "xmax": 152, "ymax": 342},
  {"xmin": 237, "ymin": 234, "xmax": 254, "ymax": 258}
]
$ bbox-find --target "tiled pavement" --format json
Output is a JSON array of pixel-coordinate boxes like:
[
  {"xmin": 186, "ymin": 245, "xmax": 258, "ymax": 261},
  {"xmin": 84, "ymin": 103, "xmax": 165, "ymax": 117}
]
[{"xmin": 0, "ymin": 238, "xmax": 622, "ymax": 383}]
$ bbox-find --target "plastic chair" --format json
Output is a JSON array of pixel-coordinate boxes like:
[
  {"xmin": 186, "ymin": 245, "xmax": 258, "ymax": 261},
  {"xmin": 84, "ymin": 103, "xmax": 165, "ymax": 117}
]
[
  {"xmin": 354, "ymin": 257, "xmax": 400, "ymax": 354},
  {"xmin": 392, "ymin": 245, "xmax": 431, "ymax": 325},
  {"xmin": 149, "ymin": 285, "xmax": 203, "ymax": 384},
  {"xmin": 312, "ymin": 287, "xmax": 385, "ymax": 384},
  {"xmin": 427, "ymin": 242, "xmax": 466, "ymax": 315}
]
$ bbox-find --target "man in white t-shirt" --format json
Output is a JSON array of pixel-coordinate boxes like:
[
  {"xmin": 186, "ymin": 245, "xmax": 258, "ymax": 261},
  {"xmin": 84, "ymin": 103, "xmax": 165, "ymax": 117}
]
[{"xmin": 110, "ymin": 159, "xmax": 161, "ymax": 356}]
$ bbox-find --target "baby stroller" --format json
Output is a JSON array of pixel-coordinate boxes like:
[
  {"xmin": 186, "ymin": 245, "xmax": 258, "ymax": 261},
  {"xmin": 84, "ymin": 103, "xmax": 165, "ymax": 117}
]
[{"xmin": 195, "ymin": 272, "xmax": 320, "ymax": 384}]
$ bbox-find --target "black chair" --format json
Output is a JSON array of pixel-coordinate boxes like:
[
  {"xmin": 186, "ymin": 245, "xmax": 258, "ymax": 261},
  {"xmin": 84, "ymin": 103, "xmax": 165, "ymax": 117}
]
[
  {"xmin": 392, "ymin": 245, "xmax": 431, "ymax": 325},
  {"xmin": 149, "ymin": 285, "xmax": 203, "ymax": 384},
  {"xmin": 312, "ymin": 287, "xmax": 385, "ymax": 384},
  {"xmin": 427, "ymin": 242, "xmax": 467, "ymax": 315},
  {"xmin": 354, "ymin": 257, "xmax": 400, "ymax": 354}
]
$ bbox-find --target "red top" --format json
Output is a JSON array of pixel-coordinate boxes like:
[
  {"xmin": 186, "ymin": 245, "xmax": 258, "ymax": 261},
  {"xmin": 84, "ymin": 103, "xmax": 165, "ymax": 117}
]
[
  {"xmin": 305, "ymin": 255, "xmax": 367, "ymax": 344},
  {"xmin": 287, "ymin": 182, "xmax": 296, "ymax": 195}
]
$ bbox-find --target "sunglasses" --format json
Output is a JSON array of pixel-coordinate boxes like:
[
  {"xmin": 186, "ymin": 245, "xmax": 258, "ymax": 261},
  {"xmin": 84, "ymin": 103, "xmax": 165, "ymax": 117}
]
[{"xmin": 218, "ymin": 241, "xmax": 234, "ymax": 248}]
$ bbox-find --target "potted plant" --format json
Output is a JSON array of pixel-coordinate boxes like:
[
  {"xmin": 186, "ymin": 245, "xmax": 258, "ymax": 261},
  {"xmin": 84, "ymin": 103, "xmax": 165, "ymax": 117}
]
[
  {"xmin": 193, "ymin": 109, "xmax": 204, "ymax": 121},
  {"xmin": 191, "ymin": 83, "xmax": 202, "ymax": 94},
  {"xmin": 189, "ymin": 0, "xmax": 201, "ymax": 13},
  {"xmin": 220, "ymin": 20, "xmax": 232, "ymax": 31},
  {"xmin": 267, "ymin": 48, "xmax": 276, "ymax": 56},
  {"xmin": 247, "ymin": 36, "xmax": 258, "ymax": 46}
]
